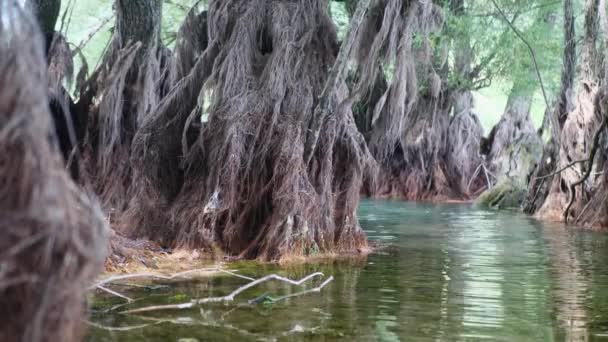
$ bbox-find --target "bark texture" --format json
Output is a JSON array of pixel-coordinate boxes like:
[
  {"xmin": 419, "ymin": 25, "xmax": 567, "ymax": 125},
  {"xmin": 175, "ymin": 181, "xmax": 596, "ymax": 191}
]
[
  {"xmin": 351, "ymin": 0, "xmax": 464, "ymax": 200},
  {"xmin": 25, "ymin": 0, "xmax": 61, "ymax": 52},
  {"xmin": 125, "ymin": 0, "xmax": 372, "ymax": 261},
  {"xmin": 536, "ymin": 0, "xmax": 605, "ymax": 223},
  {"xmin": 0, "ymin": 4, "xmax": 107, "ymax": 341},
  {"xmin": 523, "ymin": 0, "xmax": 576, "ymax": 214},
  {"xmin": 81, "ymin": 0, "xmax": 163, "ymax": 212},
  {"xmin": 478, "ymin": 86, "xmax": 542, "ymax": 209}
]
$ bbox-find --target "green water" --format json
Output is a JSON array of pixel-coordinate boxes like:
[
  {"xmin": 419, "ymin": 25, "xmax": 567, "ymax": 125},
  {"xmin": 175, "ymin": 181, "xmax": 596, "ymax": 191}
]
[{"xmin": 86, "ymin": 201, "xmax": 608, "ymax": 341}]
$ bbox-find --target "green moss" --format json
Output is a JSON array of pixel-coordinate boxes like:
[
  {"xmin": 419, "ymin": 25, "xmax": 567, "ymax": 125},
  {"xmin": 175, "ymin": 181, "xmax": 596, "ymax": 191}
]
[{"xmin": 476, "ymin": 180, "xmax": 526, "ymax": 209}]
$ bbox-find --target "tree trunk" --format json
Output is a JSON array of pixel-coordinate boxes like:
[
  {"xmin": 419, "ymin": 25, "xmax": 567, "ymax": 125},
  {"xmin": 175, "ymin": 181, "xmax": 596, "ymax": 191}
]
[
  {"xmin": 581, "ymin": 0, "xmax": 600, "ymax": 81},
  {"xmin": 25, "ymin": 0, "xmax": 61, "ymax": 53},
  {"xmin": 477, "ymin": 83, "xmax": 542, "ymax": 209},
  {"xmin": 446, "ymin": 0, "xmax": 485, "ymax": 197},
  {"xmin": 124, "ymin": 0, "xmax": 372, "ymax": 260},
  {"xmin": 536, "ymin": 0, "xmax": 603, "ymax": 223},
  {"xmin": 448, "ymin": 91, "xmax": 485, "ymax": 196},
  {"xmin": 0, "ymin": 5, "xmax": 106, "ymax": 341},
  {"xmin": 353, "ymin": 0, "xmax": 461, "ymax": 200},
  {"xmin": 523, "ymin": 0, "xmax": 576, "ymax": 214},
  {"xmin": 81, "ymin": 0, "xmax": 163, "ymax": 212}
]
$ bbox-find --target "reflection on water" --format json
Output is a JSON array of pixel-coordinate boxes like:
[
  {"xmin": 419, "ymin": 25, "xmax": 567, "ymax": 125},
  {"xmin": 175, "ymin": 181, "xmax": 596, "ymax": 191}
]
[{"xmin": 87, "ymin": 201, "xmax": 608, "ymax": 341}]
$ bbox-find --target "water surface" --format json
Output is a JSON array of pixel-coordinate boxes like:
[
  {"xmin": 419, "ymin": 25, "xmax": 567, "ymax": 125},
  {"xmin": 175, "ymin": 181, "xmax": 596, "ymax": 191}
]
[{"xmin": 87, "ymin": 201, "xmax": 608, "ymax": 341}]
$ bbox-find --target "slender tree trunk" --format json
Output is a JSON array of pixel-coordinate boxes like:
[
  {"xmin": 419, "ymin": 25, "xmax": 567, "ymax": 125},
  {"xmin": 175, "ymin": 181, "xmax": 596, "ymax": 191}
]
[
  {"xmin": 557, "ymin": 0, "xmax": 576, "ymax": 128},
  {"xmin": 581, "ymin": 0, "xmax": 600, "ymax": 81}
]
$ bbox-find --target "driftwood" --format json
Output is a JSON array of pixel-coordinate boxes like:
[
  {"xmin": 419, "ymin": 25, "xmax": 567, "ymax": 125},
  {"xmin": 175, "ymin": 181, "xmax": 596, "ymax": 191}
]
[{"xmin": 90, "ymin": 269, "xmax": 333, "ymax": 315}]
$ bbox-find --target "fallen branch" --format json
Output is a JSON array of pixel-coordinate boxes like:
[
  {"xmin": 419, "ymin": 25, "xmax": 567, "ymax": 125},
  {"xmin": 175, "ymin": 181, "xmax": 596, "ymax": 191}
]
[
  {"xmin": 91, "ymin": 267, "xmax": 251, "ymax": 290},
  {"xmin": 120, "ymin": 272, "xmax": 328, "ymax": 314},
  {"xmin": 534, "ymin": 158, "xmax": 589, "ymax": 180},
  {"xmin": 91, "ymin": 267, "xmax": 255, "ymax": 304},
  {"xmin": 252, "ymin": 276, "xmax": 335, "ymax": 304},
  {"xmin": 85, "ymin": 320, "xmax": 161, "ymax": 332},
  {"xmin": 97, "ymin": 285, "xmax": 133, "ymax": 302}
]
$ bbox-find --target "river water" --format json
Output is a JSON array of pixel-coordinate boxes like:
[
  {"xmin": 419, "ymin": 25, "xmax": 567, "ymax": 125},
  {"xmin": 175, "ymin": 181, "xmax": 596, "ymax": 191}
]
[{"xmin": 87, "ymin": 200, "xmax": 608, "ymax": 341}]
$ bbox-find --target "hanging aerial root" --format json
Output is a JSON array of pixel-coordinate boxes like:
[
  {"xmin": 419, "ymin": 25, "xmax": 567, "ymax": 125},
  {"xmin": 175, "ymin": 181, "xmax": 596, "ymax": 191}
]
[
  {"xmin": 0, "ymin": 3, "xmax": 107, "ymax": 341},
  {"xmin": 123, "ymin": 0, "xmax": 370, "ymax": 260}
]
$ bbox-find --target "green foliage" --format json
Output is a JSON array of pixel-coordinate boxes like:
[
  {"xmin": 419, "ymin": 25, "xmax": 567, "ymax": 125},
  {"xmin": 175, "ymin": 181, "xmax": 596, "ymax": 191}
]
[
  {"xmin": 59, "ymin": 0, "xmax": 571, "ymax": 131},
  {"xmin": 330, "ymin": 2, "xmax": 350, "ymax": 40},
  {"xmin": 59, "ymin": 0, "xmax": 204, "ymax": 70},
  {"xmin": 444, "ymin": 0, "xmax": 564, "ymax": 96}
]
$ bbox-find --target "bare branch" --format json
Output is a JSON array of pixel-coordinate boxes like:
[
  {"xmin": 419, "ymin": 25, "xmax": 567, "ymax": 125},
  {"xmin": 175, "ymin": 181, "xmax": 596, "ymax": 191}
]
[{"xmin": 120, "ymin": 272, "xmax": 328, "ymax": 314}]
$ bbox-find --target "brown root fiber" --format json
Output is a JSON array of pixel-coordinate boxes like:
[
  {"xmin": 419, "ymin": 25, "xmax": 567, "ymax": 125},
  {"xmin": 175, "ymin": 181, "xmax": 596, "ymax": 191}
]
[
  {"xmin": 350, "ymin": 0, "xmax": 475, "ymax": 201},
  {"xmin": 537, "ymin": 83, "xmax": 604, "ymax": 223},
  {"xmin": 447, "ymin": 91, "xmax": 485, "ymax": 196},
  {"xmin": 125, "ymin": 0, "xmax": 371, "ymax": 261},
  {"xmin": 531, "ymin": 0, "xmax": 608, "ymax": 226},
  {"xmin": 80, "ymin": 0, "xmax": 164, "ymax": 212},
  {"xmin": 0, "ymin": 4, "xmax": 107, "ymax": 341}
]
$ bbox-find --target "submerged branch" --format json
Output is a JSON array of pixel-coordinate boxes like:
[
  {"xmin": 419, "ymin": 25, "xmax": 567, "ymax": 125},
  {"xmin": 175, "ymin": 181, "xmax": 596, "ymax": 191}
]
[
  {"xmin": 91, "ymin": 267, "xmax": 256, "ymax": 303},
  {"xmin": 85, "ymin": 320, "xmax": 161, "ymax": 332},
  {"xmin": 260, "ymin": 276, "xmax": 335, "ymax": 303},
  {"xmin": 120, "ymin": 272, "xmax": 329, "ymax": 314}
]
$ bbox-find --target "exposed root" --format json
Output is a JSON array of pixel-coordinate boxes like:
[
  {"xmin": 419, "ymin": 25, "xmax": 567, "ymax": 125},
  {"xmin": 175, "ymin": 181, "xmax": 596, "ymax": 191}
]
[
  {"xmin": 126, "ymin": 0, "xmax": 371, "ymax": 261},
  {"xmin": 0, "ymin": 4, "xmax": 107, "ymax": 341},
  {"xmin": 80, "ymin": 0, "xmax": 164, "ymax": 211},
  {"xmin": 537, "ymin": 84, "xmax": 602, "ymax": 222}
]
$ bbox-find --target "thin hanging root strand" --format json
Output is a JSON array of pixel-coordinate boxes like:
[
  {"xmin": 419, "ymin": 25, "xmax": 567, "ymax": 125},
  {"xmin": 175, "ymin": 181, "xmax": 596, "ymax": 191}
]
[{"xmin": 119, "ymin": 272, "xmax": 332, "ymax": 314}]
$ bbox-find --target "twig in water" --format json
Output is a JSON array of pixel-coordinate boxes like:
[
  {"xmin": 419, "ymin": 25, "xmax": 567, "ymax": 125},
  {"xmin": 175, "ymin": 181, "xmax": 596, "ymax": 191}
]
[
  {"xmin": 120, "ymin": 272, "xmax": 327, "ymax": 314},
  {"xmin": 97, "ymin": 285, "xmax": 133, "ymax": 302},
  {"xmin": 252, "ymin": 276, "xmax": 335, "ymax": 304},
  {"xmin": 92, "ymin": 267, "xmax": 254, "ymax": 303},
  {"xmin": 85, "ymin": 320, "xmax": 161, "ymax": 332}
]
